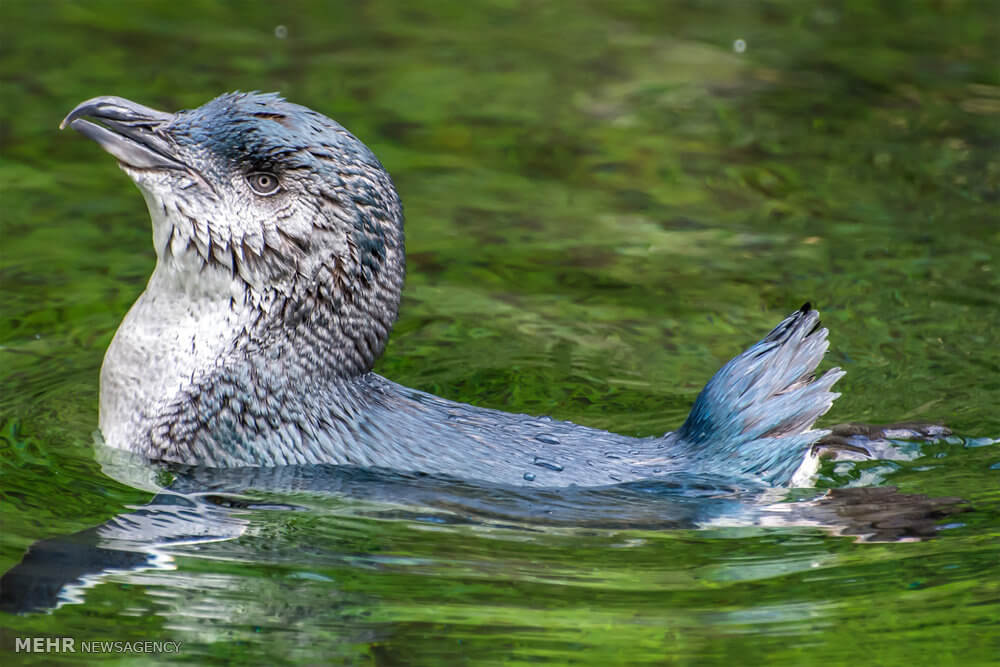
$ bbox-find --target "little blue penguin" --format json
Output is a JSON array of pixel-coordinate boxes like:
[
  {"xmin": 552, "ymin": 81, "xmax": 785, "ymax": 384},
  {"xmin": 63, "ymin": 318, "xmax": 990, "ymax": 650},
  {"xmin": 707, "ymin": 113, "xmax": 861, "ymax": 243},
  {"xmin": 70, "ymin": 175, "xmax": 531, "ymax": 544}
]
[{"xmin": 62, "ymin": 92, "xmax": 847, "ymax": 488}]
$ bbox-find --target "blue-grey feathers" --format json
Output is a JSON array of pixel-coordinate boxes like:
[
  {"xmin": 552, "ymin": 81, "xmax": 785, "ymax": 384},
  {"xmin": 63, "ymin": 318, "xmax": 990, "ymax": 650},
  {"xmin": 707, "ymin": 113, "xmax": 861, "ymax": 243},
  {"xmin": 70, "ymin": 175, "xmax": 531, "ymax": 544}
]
[{"xmin": 677, "ymin": 305, "xmax": 844, "ymax": 484}]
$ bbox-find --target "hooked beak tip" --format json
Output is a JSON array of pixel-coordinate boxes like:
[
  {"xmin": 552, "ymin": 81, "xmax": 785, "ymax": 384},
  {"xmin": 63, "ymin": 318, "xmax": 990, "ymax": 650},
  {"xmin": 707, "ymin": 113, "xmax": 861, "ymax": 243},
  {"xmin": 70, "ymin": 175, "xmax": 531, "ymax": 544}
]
[{"xmin": 62, "ymin": 96, "xmax": 186, "ymax": 172}]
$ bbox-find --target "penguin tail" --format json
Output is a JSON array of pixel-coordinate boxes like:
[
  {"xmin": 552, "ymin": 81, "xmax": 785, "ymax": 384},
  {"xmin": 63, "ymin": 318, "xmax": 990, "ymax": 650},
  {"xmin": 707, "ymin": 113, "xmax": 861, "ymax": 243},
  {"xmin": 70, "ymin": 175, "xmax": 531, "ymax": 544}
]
[{"xmin": 676, "ymin": 304, "xmax": 845, "ymax": 485}]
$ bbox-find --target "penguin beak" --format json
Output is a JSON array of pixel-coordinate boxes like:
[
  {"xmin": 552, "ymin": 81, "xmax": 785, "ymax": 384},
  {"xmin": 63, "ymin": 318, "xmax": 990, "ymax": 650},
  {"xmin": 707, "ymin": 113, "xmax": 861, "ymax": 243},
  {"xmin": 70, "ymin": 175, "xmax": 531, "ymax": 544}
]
[{"xmin": 61, "ymin": 96, "xmax": 186, "ymax": 171}]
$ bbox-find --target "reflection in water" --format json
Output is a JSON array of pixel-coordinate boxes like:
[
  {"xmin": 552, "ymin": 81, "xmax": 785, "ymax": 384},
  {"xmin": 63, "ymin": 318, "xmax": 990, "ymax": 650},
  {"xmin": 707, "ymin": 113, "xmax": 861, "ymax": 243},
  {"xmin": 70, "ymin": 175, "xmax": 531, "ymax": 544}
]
[
  {"xmin": 1, "ymin": 442, "xmax": 965, "ymax": 617},
  {"xmin": 0, "ymin": 493, "xmax": 247, "ymax": 614}
]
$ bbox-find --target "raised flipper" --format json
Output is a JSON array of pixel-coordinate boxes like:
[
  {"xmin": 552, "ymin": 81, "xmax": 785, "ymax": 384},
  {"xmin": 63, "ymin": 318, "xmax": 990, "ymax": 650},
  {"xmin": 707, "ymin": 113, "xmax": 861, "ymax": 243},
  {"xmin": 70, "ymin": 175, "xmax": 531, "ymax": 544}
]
[{"xmin": 675, "ymin": 304, "xmax": 845, "ymax": 485}]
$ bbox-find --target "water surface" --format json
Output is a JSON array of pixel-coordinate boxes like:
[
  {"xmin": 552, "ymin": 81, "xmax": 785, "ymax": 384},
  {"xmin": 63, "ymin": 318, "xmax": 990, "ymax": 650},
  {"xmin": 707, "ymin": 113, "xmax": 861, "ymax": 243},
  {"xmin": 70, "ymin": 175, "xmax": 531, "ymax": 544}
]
[{"xmin": 2, "ymin": 2, "xmax": 998, "ymax": 664}]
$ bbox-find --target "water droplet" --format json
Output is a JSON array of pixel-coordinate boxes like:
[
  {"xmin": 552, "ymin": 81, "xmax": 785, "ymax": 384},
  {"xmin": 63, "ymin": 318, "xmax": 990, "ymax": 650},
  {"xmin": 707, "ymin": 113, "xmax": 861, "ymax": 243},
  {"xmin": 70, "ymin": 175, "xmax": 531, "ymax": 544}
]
[
  {"xmin": 417, "ymin": 515, "xmax": 448, "ymax": 524},
  {"xmin": 523, "ymin": 472, "xmax": 536, "ymax": 481},
  {"xmin": 533, "ymin": 456, "xmax": 564, "ymax": 472},
  {"xmin": 733, "ymin": 38, "xmax": 746, "ymax": 54},
  {"xmin": 535, "ymin": 433, "xmax": 560, "ymax": 445},
  {"xmin": 275, "ymin": 25, "xmax": 288, "ymax": 39}
]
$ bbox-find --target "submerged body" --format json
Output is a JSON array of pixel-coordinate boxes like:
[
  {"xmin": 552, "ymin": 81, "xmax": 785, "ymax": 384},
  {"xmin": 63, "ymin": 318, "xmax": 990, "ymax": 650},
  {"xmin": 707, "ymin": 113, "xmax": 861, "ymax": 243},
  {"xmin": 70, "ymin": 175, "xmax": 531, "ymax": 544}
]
[{"xmin": 64, "ymin": 93, "xmax": 843, "ymax": 488}]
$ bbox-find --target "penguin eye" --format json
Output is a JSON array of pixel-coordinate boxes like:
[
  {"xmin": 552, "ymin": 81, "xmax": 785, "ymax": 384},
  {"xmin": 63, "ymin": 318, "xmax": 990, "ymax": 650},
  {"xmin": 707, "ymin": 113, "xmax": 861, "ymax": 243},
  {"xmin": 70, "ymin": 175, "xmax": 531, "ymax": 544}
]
[{"xmin": 247, "ymin": 172, "xmax": 280, "ymax": 196}]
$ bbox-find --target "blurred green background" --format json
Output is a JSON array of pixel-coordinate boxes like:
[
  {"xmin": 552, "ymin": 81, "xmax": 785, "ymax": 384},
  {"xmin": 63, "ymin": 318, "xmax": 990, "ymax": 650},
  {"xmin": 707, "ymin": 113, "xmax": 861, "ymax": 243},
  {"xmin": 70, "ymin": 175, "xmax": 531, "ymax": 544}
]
[{"xmin": 1, "ymin": 1, "xmax": 998, "ymax": 665}]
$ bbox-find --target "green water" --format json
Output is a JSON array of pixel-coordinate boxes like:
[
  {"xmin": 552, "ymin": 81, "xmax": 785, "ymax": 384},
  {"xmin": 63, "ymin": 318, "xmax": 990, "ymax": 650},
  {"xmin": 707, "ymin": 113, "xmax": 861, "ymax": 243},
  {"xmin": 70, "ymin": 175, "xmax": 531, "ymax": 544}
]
[{"xmin": 2, "ymin": 1, "xmax": 999, "ymax": 664}]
